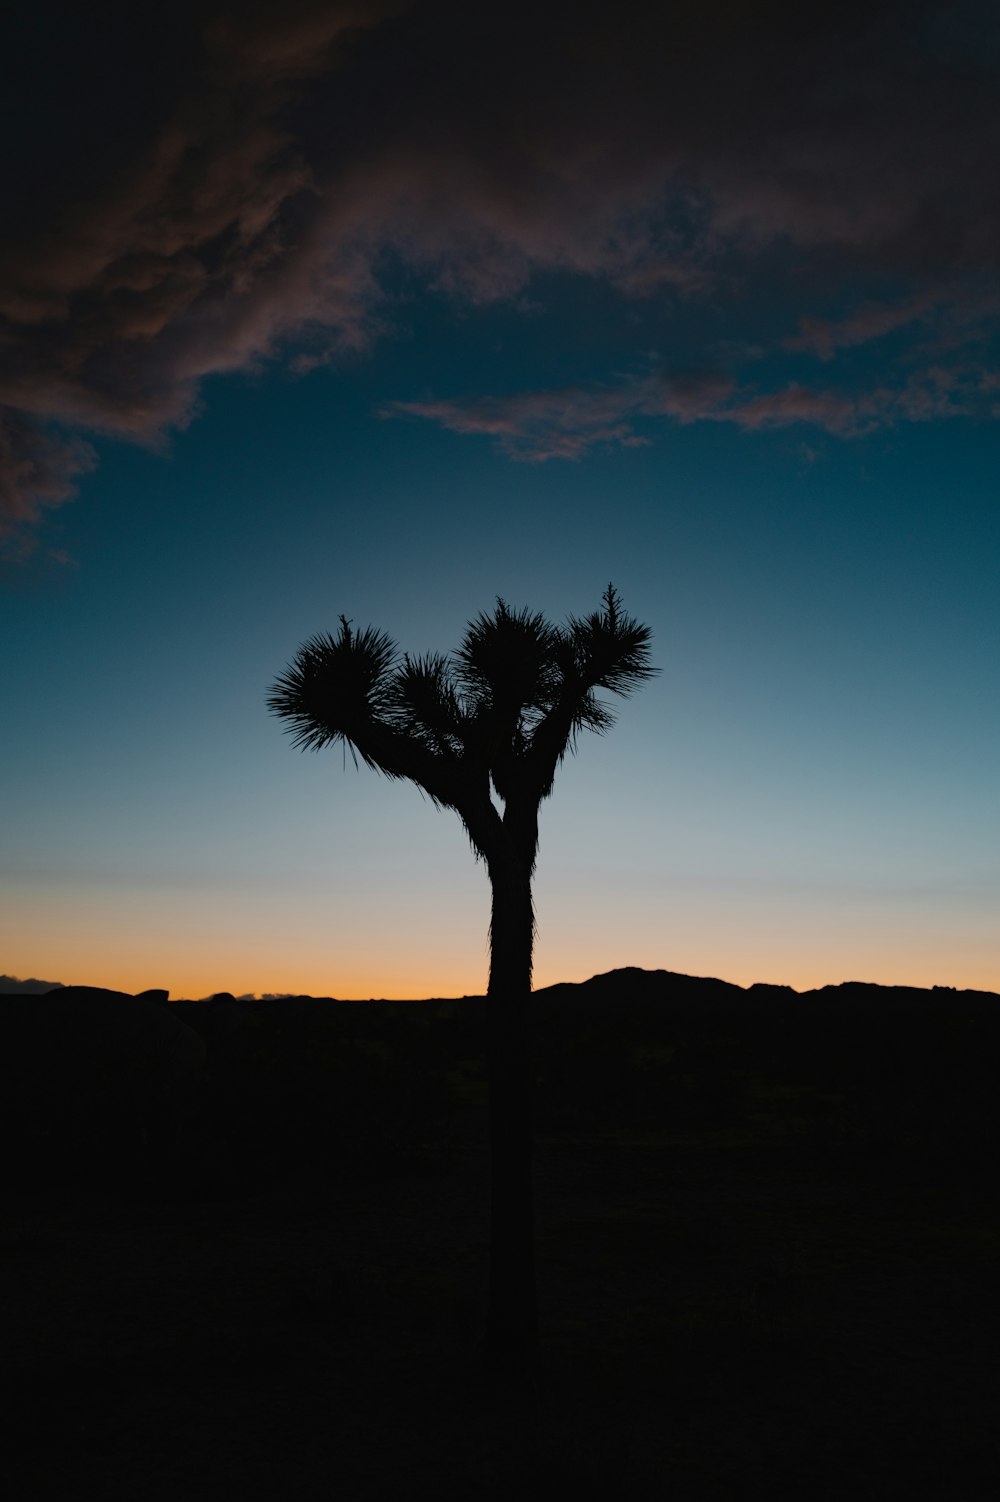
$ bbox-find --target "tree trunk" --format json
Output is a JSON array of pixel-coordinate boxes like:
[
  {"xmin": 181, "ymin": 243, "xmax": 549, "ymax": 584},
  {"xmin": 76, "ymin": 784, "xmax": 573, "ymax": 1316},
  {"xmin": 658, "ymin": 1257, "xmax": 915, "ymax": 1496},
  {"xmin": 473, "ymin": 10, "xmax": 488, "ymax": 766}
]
[{"xmin": 484, "ymin": 853, "xmax": 538, "ymax": 1391}]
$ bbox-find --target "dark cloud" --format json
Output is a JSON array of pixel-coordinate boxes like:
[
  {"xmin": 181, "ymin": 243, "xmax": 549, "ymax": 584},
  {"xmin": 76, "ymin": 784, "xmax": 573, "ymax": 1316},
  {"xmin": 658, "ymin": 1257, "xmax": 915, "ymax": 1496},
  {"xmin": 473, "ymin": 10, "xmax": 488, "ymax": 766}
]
[
  {"xmin": 3, "ymin": 0, "xmax": 1000, "ymax": 548},
  {"xmin": 0, "ymin": 408, "xmax": 96, "ymax": 554}
]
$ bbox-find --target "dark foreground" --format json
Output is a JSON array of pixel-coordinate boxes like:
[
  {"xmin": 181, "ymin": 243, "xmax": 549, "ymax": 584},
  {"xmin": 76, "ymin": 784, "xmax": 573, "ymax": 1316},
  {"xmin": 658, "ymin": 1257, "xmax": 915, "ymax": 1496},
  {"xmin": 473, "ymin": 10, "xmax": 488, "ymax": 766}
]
[{"xmin": 2, "ymin": 974, "xmax": 999, "ymax": 1498}]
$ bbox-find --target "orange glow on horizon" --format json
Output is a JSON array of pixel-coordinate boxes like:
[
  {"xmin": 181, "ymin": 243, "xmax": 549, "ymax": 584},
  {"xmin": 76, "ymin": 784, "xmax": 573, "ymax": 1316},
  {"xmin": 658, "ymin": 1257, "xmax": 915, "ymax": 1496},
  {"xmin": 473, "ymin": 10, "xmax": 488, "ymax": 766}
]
[
  {"xmin": 5, "ymin": 880, "xmax": 996, "ymax": 999},
  {"xmin": 13, "ymin": 952, "xmax": 997, "ymax": 1000}
]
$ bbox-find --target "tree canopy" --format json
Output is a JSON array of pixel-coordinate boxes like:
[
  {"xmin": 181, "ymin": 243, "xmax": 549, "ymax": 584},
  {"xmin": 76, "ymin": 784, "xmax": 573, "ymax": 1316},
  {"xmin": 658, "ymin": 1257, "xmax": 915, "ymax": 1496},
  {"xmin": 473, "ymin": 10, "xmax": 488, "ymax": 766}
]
[{"xmin": 267, "ymin": 583, "xmax": 656, "ymax": 868}]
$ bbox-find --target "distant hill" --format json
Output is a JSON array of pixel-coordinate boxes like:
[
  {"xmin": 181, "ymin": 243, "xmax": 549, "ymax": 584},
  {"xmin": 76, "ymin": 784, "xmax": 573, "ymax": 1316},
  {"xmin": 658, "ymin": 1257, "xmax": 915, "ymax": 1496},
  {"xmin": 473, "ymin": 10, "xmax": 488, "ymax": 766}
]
[
  {"xmin": 3, "ymin": 966, "xmax": 996, "ymax": 1013},
  {"xmin": 531, "ymin": 966, "xmax": 1000, "ymax": 1021},
  {"xmin": 161, "ymin": 967, "xmax": 996, "ymax": 1015},
  {"xmin": 540, "ymin": 964, "xmax": 998, "ymax": 1003},
  {"xmin": 0, "ymin": 974, "xmax": 65, "ymax": 994}
]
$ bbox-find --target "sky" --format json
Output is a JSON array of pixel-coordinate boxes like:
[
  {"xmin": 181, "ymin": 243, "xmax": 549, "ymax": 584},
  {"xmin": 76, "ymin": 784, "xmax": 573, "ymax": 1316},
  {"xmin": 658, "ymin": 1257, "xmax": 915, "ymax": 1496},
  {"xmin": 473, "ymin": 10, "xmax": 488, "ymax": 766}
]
[{"xmin": 2, "ymin": 0, "xmax": 998, "ymax": 999}]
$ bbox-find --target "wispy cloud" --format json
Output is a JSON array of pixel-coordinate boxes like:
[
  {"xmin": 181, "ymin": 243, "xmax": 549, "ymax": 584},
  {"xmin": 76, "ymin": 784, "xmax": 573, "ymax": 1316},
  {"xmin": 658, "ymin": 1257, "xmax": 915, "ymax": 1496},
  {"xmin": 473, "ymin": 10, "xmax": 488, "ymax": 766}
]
[
  {"xmin": 387, "ymin": 363, "xmax": 1000, "ymax": 457},
  {"xmin": 388, "ymin": 384, "xmax": 654, "ymax": 461},
  {"xmin": 787, "ymin": 292, "xmax": 943, "ymax": 361}
]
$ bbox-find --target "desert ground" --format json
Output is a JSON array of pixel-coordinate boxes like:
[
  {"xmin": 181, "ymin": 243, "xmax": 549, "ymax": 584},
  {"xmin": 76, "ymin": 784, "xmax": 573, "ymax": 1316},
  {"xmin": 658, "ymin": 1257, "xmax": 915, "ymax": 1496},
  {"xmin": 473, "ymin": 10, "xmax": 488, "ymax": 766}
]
[{"xmin": 3, "ymin": 977, "xmax": 998, "ymax": 1498}]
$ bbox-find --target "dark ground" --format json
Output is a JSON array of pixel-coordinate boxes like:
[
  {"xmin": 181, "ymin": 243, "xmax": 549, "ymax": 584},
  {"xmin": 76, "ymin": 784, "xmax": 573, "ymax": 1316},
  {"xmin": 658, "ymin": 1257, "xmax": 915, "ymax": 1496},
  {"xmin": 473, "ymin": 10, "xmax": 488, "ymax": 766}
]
[{"xmin": 3, "ymin": 1099, "xmax": 998, "ymax": 1499}]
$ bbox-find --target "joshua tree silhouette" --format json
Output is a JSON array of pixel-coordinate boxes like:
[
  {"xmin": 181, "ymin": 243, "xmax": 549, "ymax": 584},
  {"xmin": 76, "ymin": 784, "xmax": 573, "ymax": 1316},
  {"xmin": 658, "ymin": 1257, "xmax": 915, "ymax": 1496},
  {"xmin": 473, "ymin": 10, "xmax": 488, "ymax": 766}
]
[{"xmin": 267, "ymin": 584, "xmax": 655, "ymax": 1388}]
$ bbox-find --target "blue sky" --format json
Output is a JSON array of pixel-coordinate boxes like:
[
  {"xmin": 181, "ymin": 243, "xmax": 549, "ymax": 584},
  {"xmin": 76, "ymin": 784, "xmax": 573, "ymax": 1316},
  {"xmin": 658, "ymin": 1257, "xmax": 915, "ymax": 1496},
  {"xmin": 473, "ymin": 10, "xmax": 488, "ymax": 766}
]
[{"xmin": 2, "ymin": 1, "xmax": 998, "ymax": 996}]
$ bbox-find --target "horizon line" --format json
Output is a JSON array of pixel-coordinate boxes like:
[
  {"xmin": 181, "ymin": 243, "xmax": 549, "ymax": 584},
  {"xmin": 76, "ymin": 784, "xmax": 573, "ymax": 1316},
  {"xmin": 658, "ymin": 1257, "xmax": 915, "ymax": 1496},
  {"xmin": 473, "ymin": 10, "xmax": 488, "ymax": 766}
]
[{"xmin": 3, "ymin": 963, "xmax": 996, "ymax": 1002}]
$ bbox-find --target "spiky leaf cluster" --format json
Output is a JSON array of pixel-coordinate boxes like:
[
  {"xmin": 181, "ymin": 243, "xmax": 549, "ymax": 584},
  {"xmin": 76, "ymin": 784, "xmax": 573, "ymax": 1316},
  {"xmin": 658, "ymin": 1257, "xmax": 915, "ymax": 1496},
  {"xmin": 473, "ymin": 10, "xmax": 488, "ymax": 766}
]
[{"xmin": 268, "ymin": 586, "xmax": 655, "ymax": 860}]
